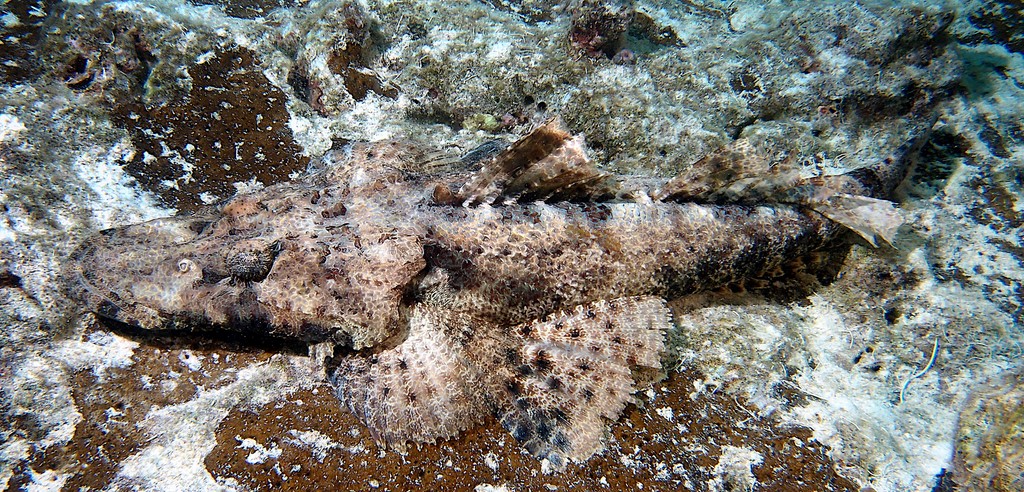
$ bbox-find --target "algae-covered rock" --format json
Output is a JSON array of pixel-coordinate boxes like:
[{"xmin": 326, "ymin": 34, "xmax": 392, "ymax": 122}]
[
  {"xmin": 462, "ymin": 113, "xmax": 500, "ymax": 131},
  {"xmin": 954, "ymin": 365, "xmax": 1024, "ymax": 491},
  {"xmin": 284, "ymin": 0, "xmax": 397, "ymax": 116}
]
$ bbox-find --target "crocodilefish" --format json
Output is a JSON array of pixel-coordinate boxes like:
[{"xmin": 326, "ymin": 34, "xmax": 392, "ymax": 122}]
[{"xmin": 67, "ymin": 116, "xmax": 931, "ymax": 469}]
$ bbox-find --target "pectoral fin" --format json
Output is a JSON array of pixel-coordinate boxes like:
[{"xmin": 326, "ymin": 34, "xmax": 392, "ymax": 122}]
[
  {"xmin": 330, "ymin": 306, "xmax": 491, "ymax": 450},
  {"xmin": 492, "ymin": 296, "xmax": 670, "ymax": 470},
  {"xmin": 330, "ymin": 296, "xmax": 670, "ymax": 469}
]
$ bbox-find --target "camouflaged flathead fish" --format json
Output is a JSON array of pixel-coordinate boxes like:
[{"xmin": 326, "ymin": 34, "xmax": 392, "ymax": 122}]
[{"xmin": 67, "ymin": 117, "xmax": 930, "ymax": 469}]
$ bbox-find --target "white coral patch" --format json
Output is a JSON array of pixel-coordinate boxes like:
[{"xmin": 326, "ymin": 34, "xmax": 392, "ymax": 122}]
[
  {"xmin": 54, "ymin": 330, "xmax": 139, "ymax": 381},
  {"xmin": 710, "ymin": 445, "xmax": 763, "ymax": 491},
  {"xmin": 3, "ymin": 355, "xmax": 81, "ymax": 449},
  {"xmin": 236, "ymin": 437, "xmax": 283, "ymax": 465},
  {"xmin": 115, "ymin": 356, "xmax": 315, "ymax": 491},
  {"xmin": 73, "ymin": 138, "xmax": 173, "ymax": 229},
  {"xmin": 0, "ymin": 113, "xmax": 26, "ymax": 142},
  {"xmin": 286, "ymin": 429, "xmax": 340, "ymax": 462},
  {"xmin": 178, "ymin": 350, "xmax": 202, "ymax": 372}
]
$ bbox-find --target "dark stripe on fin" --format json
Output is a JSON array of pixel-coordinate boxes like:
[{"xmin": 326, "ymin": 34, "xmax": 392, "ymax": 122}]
[
  {"xmin": 846, "ymin": 114, "xmax": 939, "ymax": 199},
  {"xmin": 457, "ymin": 117, "xmax": 616, "ymax": 206},
  {"xmin": 494, "ymin": 296, "xmax": 669, "ymax": 470}
]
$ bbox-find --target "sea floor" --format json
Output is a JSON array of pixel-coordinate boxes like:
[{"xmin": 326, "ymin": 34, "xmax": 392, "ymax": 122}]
[{"xmin": 1, "ymin": 0, "xmax": 1022, "ymax": 490}]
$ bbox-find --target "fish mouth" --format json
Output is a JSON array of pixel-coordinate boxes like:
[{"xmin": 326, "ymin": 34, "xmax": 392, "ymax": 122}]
[
  {"xmin": 67, "ymin": 257, "xmax": 311, "ymax": 351},
  {"xmin": 65, "ymin": 234, "xmax": 167, "ymax": 330},
  {"xmin": 64, "ymin": 250, "xmax": 141, "ymax": 327},
  {"xmin": 66, "ymin": 257, "xmax": 211, "ymax": 333}
]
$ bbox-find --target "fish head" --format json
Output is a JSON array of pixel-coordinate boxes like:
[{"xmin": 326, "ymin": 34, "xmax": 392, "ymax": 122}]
[
  {"xmin": 67, "ymin": 215, "xmax": 215, "ymax": 331},
  {"xmin": 68, "ymin": 179, "xmax": 427, "ymax": 348}
]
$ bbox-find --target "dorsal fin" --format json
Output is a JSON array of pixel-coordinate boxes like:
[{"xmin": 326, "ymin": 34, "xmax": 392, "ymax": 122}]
[
  {"xmin": 654, "ymin": 137, "xmax": 909, "ymax": 247},
  {"xmin": 653, "ymin": 138, "xmax": 802, "ymax": 203},
  {"xmin": 457, "ymin": 118, "xmax": 615, "ymax": 206}
]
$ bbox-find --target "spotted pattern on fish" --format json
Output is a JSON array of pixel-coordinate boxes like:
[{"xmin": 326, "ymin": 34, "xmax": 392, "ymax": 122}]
[{"xmin": 66, "ymin": 117, "xmax": 932, "ymax": 469}]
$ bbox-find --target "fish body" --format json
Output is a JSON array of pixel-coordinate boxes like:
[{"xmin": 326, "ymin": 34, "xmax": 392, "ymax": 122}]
[{"xmin": 67, "ymin": 118, "xmax": 927, "ymax": 468}]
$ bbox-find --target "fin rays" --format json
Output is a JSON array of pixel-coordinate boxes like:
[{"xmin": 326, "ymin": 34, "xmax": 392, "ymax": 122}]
[
  {"xmin": 494, "ymin": 296, "xmax": 669, "ymax": 469},
  {"xmin": 331, "ymin": 306, "xmax": 491, "ymax": 449},
  {"xmin": 457, "ymin": 118, "xmax": 615, "ymax": 206},
  {"xmin": 655, "ymin": 137, "xmax": 910, "ymax": 247},
  {"xmin": 330, "ymin": 296, "xmax": 670, "ymax": 469},
  {"xmin": 456, "ymin": 120, "xmax": 915, "ymax": 247},
  {"xmin": 813, "ymin": 193, "xmax": 903, "ymax": 247}
]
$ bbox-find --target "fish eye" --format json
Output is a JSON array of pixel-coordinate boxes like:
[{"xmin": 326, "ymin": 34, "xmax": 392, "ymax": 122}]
[
  {"xmin": 188, "ymin": 220, "xmax": 212, "ymax": 234},
  {"xmin": 177, "ymin": 259, "xmax": 195, "ymax": 273},
  {"xmin": 225, "ymin": 240, "xmax": 280, "ymax": 283}
]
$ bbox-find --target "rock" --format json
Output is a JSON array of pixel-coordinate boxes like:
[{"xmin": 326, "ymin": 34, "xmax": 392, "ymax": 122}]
[{"xmin": 954, "ymin": 365, "xmax": 1024, "ymax": 491}]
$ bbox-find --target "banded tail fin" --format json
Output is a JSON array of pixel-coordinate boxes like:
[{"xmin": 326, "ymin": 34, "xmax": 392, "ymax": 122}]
[
  {"xmin": 491, "ymin": 296, "xmax": 669, "ymax": 470},
  {"xmin": 457, "ymin": 117, "xmax": 615, "ymax": 206}
]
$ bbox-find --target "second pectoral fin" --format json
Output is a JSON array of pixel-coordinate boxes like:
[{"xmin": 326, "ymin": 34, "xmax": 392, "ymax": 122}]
[{"xmin": 490, "ymin": 296, "xmax": 671, "ymax": 469}]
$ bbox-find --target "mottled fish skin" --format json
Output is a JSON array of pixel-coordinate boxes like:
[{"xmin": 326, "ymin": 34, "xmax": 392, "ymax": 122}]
[
  {"xmin": 69, "ymin": 161, "xmax": 428, "ymax": 347},
  {"xmin": 66, "ymin": 117, "xmax": 929, "ymax": 469},
  {"xmin": 423, "ymin": 199, "xmax": 834, "ymax": 327}
]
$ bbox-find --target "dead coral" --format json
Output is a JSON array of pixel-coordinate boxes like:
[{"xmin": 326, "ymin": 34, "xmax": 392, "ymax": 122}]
[
  {"xmin": 480, "ymin": 0, "xmax": 567, "ymax": 23},
  {"xmin": 34, "ymin": 3, "xmax": 310, "ymax": 212},
  {"xmin": 963, "ymin": 0, "xmax": 1024, "ymax": 55},
  {"xmin": 285, "ymin": 1, "xmax": 396, "ymax": 116},
  {"xmin": 954, "ymin": 365, "xmax": 1024, "ymax": 492},
  {"xmin": 190, "ymin": 0, "xmax": 301, "ymax": 19},
  {"xmin": 44, "ymin": 6, "xmax": 160, "ymax": 106},
  {"xmin": 568, "ymin": 0, "xmax": 634, "ymax": 59}
]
